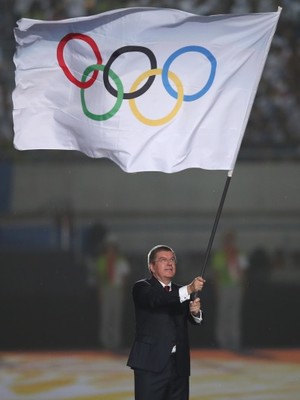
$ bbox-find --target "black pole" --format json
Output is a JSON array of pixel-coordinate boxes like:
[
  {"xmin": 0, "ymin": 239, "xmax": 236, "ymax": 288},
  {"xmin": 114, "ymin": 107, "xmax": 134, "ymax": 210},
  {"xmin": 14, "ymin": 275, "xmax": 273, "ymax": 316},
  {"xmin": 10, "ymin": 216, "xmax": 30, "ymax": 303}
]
[{"xmin": 200, "ymin": 170, "xmax": 233, "ymax": 278}]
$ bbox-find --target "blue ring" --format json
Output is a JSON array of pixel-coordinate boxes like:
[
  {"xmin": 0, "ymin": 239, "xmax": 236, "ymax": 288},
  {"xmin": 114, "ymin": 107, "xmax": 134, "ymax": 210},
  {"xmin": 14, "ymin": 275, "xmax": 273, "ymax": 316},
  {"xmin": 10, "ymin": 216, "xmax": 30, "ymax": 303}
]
[{"xmin": 162, "ymin": 45, "xmax": 217, "ymax": 102}]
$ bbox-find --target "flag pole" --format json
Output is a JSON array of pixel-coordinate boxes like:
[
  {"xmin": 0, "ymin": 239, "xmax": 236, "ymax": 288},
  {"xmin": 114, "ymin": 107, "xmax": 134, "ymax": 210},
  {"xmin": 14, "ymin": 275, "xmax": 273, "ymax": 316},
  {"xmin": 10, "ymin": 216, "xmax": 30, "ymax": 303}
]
[{"xmin": 200, "ymin": 170, "xmax": 233, "ymax": 278}]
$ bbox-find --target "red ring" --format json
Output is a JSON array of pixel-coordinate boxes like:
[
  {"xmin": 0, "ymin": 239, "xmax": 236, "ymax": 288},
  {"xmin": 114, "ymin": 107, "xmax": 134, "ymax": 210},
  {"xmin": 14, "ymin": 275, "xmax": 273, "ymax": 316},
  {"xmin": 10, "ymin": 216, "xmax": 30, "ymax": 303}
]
[{"xmin": 57, "ymin": 33, "xmax": 102, "ymax": 89}]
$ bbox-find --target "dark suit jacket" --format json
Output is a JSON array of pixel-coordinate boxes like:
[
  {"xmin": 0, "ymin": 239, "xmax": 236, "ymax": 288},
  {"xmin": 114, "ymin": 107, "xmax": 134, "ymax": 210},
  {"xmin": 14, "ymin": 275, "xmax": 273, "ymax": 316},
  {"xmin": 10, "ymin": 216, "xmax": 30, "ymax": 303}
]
[{"xmin": 127, "ymin": 276, "xmax": 200, "ymax": 376}]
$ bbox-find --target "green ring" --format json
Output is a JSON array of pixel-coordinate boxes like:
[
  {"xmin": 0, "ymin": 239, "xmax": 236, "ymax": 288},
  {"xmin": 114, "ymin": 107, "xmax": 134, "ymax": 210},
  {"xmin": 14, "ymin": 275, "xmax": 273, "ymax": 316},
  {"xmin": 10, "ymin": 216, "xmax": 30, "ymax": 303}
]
[{"xmin": 80, "ymin": 64, "xmax": 123, "ymax": 121}]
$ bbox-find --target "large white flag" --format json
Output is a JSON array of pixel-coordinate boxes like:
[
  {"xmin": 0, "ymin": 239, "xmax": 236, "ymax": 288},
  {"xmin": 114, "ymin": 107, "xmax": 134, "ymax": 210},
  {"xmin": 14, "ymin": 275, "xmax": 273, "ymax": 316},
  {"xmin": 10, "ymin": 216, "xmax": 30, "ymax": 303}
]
[{"xmin": 13, "ymin": 7, "xmax": 281, "ymax": 173}]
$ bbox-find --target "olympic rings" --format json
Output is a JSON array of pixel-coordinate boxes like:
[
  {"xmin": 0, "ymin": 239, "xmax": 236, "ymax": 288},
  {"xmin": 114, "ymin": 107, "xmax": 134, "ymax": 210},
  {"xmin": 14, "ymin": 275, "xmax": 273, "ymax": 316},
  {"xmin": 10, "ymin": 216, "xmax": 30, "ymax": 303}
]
[
  {"xmin": 80, "ymin": 64, "xmax": 123, "ymax": 121},
  {"xmin": 57, "ymin": 33, "xmax": 217, "ymax": 125},
  {"xmin": 129, "ymin": 68, "xmax": 184, "ymax": 126},
  {"xmin": 162, "ymin": 45, "xmax": 217, "ymax": 102},
  {"xmin": 57, "ymin": 33, "xmax": 102, "ymax": 89},
  {"xmin": 103, "ymin": 46, "xmax": 157, "ymax": 99}
]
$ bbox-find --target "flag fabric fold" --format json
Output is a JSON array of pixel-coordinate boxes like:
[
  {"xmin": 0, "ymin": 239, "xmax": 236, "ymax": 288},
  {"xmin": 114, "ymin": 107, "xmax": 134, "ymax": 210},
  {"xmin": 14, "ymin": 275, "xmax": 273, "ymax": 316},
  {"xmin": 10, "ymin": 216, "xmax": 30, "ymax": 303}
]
[{"xmin": 12, "ymin": 7, "xmax": 281, "ymax": 173}]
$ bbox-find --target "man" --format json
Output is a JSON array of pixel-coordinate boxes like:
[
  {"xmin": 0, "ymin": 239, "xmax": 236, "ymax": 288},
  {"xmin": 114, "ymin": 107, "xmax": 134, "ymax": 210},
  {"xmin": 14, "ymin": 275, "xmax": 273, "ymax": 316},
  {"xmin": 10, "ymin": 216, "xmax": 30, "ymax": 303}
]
[
  {"xmin": 96, "ymin": 234, "xmax": 130, "ymax": 351},
  {"xmin": 211, "ymin": 231, "xmax": 248, "ymax": 351},
  {"xmin": 127, "ymin": 244, "xmax": 205, "ymax": 400}
]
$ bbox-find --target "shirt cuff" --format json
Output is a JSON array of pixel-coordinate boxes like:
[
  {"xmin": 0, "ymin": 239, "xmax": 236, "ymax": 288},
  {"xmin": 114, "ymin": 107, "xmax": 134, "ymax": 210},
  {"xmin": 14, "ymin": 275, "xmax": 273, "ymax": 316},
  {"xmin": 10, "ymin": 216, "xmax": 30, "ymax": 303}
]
[
  {"xmin": 191, "ymin": 309, "xmax": 203, "ymax": 323},
  {"xmin": 179, "ymin": 285, "xmax": 190, "ymax": 303}
]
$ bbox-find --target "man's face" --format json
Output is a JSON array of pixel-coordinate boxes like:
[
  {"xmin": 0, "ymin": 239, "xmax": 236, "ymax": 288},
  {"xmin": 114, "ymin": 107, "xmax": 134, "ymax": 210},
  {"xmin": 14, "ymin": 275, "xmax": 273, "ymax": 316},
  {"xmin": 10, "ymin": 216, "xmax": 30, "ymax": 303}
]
[{"xmin": 149, "ymin": 250, "xmax": 176, "ymax": 284}]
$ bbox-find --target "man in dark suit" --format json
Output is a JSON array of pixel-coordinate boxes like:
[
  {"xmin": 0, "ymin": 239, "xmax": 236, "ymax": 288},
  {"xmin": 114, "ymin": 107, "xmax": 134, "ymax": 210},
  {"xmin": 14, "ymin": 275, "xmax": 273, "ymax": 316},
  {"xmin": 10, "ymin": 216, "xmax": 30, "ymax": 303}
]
[{"xmin": 127, "ymin": 244, "xmax": 205, "ymax": 400}]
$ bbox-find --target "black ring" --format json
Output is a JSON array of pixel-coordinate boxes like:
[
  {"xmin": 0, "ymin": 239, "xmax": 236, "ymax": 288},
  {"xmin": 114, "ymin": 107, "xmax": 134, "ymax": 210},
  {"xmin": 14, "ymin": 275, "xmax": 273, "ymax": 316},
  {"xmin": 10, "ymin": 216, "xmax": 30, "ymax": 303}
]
[{"xmin": 103, "ymin": 46, "xmax": 157, "ymax": 100}]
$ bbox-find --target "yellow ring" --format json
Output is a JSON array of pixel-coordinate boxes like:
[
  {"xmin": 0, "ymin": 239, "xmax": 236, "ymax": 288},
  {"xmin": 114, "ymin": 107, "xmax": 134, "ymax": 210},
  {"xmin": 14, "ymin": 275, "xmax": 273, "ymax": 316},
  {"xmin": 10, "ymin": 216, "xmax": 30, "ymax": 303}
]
[{"xmin": 129, "ymin": 68, "xmax": 184, "ymax": 126}]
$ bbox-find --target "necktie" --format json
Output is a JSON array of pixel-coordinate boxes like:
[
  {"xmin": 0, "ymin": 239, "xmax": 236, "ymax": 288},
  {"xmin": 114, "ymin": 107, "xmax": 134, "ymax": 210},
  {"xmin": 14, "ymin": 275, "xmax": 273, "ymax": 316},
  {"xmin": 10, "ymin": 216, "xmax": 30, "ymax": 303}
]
[{"xmin": 164, "ymin": 285, "xmax": 170, "ymax": 292}]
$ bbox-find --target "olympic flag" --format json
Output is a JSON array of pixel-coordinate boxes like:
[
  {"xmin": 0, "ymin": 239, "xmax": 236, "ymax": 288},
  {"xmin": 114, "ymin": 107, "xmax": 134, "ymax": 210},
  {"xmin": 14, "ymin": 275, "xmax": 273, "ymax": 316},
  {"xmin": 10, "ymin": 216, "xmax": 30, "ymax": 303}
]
[{"xmin": 12, "ymin": 7, "xmax": 281, "ymax": 173}]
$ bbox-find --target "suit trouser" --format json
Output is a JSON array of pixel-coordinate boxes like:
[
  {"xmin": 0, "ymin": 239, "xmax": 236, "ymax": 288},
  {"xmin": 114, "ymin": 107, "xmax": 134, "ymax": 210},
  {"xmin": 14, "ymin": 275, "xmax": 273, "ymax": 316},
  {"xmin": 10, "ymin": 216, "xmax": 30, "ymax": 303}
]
[{"xmin": 133, "ymin": 354, "xmax": 189, "ymax": 400}]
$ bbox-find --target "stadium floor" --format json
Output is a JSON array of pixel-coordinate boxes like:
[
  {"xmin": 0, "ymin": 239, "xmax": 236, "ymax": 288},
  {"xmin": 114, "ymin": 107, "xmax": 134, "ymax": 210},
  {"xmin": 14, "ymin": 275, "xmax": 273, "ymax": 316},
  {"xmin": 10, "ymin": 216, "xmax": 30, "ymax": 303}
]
[{"xmin": 0, "ymin": 349, "xmax": 300, "ymax": 400}]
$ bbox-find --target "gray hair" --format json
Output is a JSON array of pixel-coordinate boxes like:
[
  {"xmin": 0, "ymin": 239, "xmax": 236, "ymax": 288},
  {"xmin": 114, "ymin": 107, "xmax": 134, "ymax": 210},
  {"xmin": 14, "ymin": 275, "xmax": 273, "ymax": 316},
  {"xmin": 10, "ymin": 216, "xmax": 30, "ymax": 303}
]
[{"xmin": 147, "ymin": 244, "xmax": 175, "ymax": 269}]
